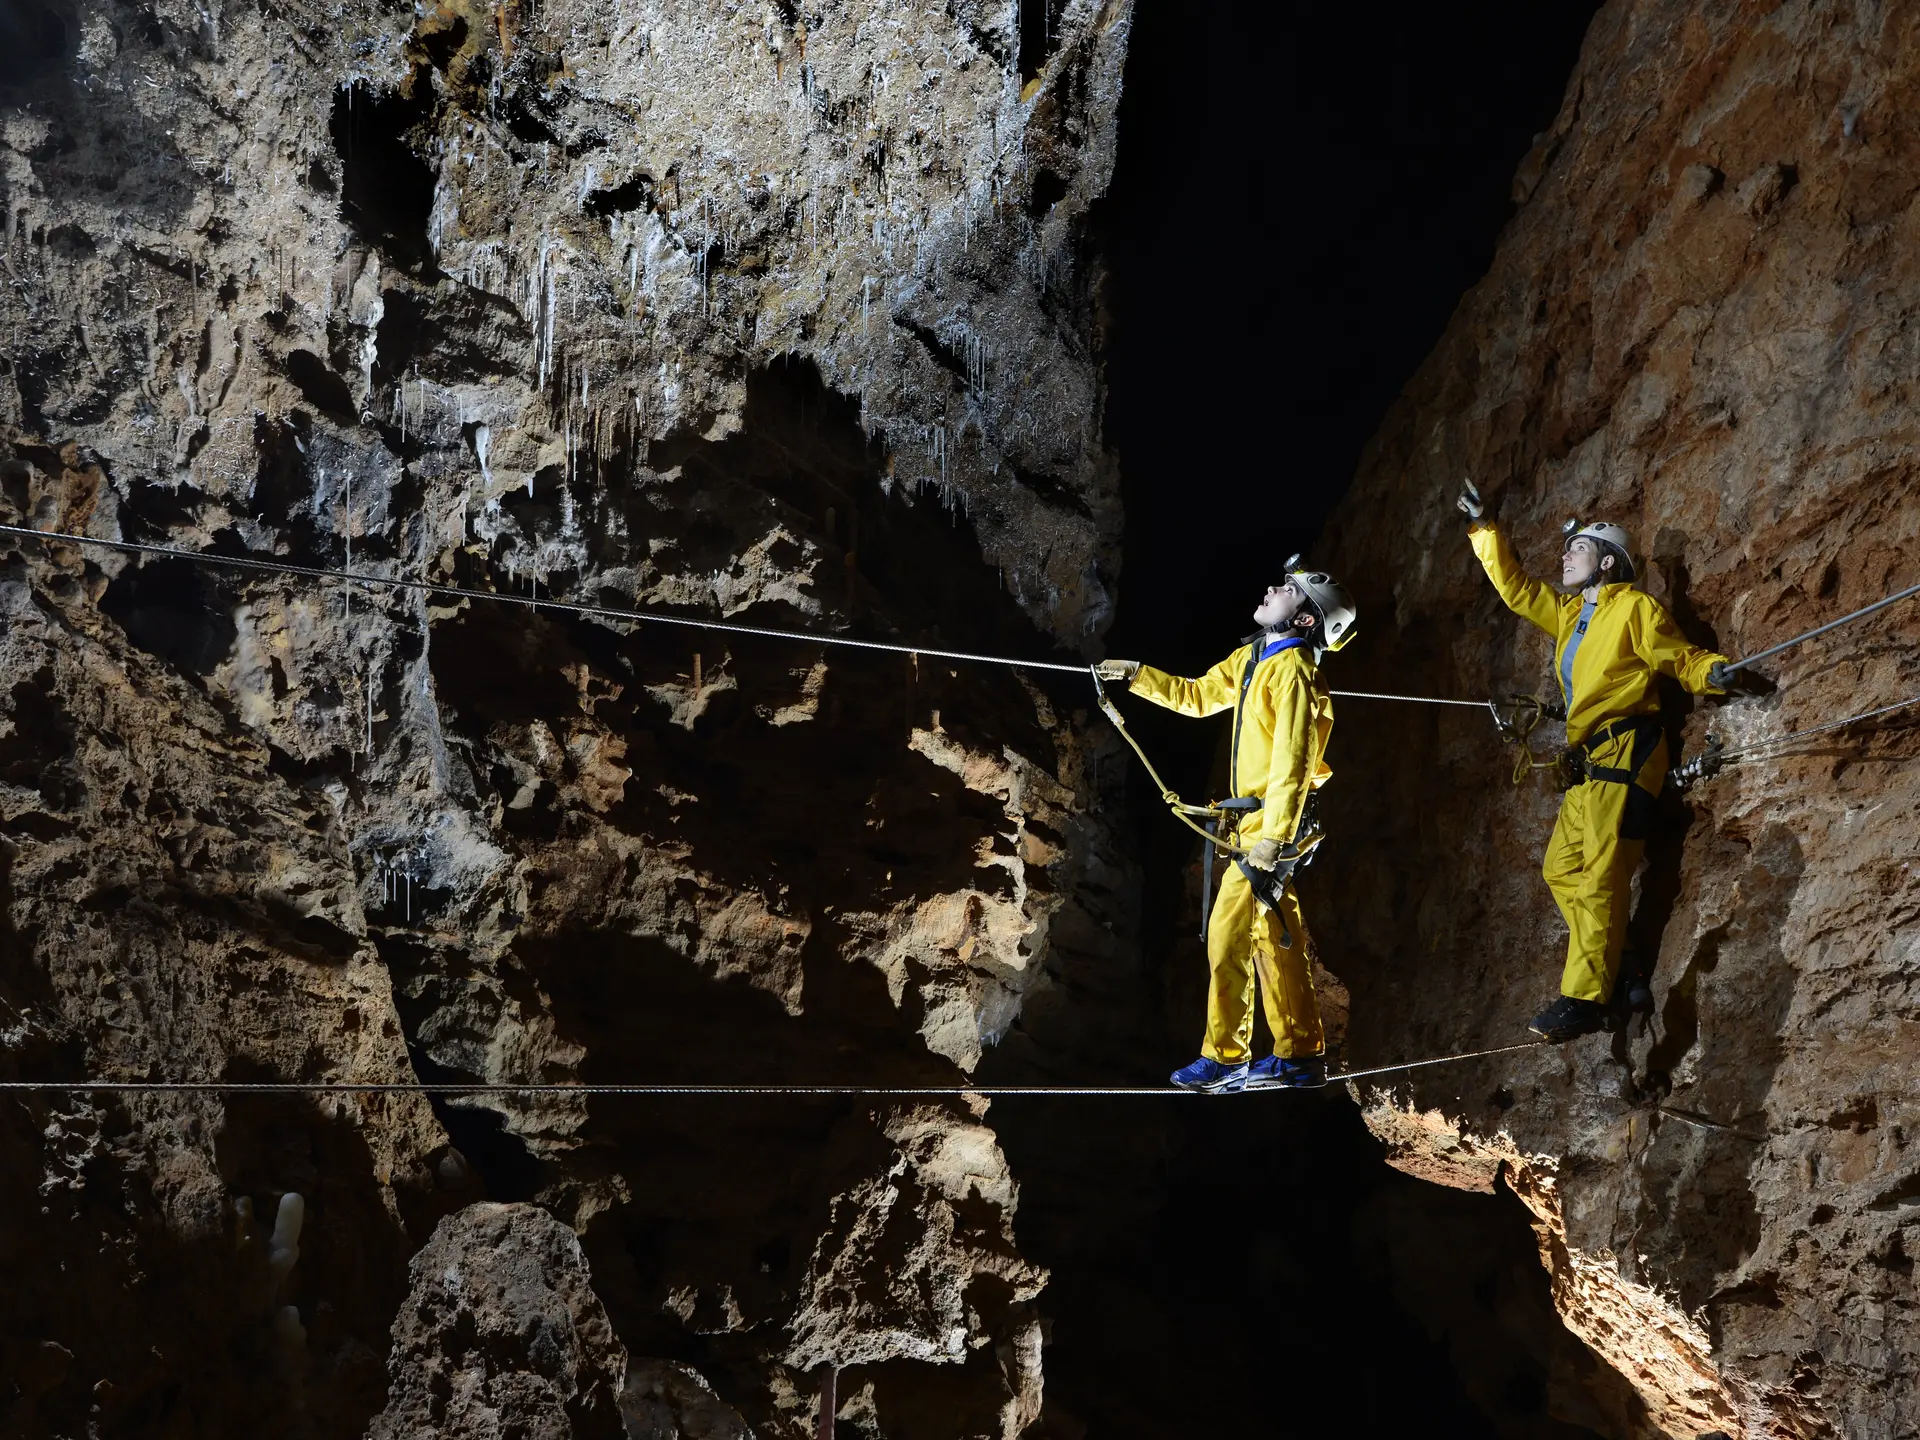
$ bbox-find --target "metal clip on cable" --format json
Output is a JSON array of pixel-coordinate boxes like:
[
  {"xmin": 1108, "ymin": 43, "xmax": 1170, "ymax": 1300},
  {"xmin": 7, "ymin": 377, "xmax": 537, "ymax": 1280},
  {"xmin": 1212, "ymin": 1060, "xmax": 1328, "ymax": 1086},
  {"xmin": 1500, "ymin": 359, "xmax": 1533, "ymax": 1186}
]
[
  {"xmin": 1668, "ymin": 735, "xmax": 1726, "ymax": 791},
  {"xmin": 1670, "ymin": 688, "xmax": 1920, "ymax": 788},
  {"xmin": 1487, "ymin": 693, "xmax": 1566, "ymax": 786}
]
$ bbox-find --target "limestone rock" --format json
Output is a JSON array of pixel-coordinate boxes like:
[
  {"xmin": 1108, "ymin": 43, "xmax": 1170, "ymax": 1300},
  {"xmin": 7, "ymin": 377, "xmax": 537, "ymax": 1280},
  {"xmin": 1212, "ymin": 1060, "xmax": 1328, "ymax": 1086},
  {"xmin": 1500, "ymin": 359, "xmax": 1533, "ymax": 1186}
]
[
  {"xmin": 619, "ymin": 1358, "xmax": 755, "ymax": 1440},
  {"xmin": 0, "ymin": 0, "xmax": 1132, "ymax": 1431},
  {"xmin": 1319, "ymin": 2, "xmax": 1920, "ymax": 1431},
  {"xmin": 371, "ymin": 1202, "xmax": 627, "ymax": 1440}
]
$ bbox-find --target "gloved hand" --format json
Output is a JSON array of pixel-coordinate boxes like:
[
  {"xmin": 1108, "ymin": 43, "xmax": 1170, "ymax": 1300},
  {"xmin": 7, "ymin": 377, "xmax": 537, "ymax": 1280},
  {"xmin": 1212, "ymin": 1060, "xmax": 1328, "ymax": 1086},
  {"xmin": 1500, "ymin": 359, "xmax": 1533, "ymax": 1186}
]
[
  {"xmin": 1094, "ymin": 659, "xmax": 1140, "ymax": 683},
  {"xmin": 1245, "ymin": 838, "xmax": 1283, "ymax": 870},
  {"xmin": 1456, "ymin": 479, "xmax": 1486, "ymax": 523},
  {"xmin": 1707, "ymin": 660, "xmax": 1734, "ymax": 692}
]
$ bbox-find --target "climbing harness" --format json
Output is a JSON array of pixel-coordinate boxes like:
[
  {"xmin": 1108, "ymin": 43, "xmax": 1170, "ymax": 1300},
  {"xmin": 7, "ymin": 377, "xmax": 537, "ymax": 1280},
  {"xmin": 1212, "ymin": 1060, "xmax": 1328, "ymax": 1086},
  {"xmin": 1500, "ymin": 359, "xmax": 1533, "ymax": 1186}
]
[
  {"xmin": 1671, "ymin": 689, "xmax": 1920, "ymax": 789},
  {"xmin": 1561, "ymin": 714, "xmax": 1665, "ymax": 788},
  {"xmin": 1196, "ymin": 797, "xmax": 1261, "ymax": 939},
  {"xmin": 1231, "ymin": 634, "xmax": 1303, "ymax": 796},
  {"xmin": 1230, "ymin": 801, "xmax": 1323, "ymax": 946},
  {"xmin": 1091, "ymin": 644, "xmax": 1328, "ymax": 942},
  {"xmin": 0, "ymin": 1043, "xmax": 1548, "ymax": 1096}
]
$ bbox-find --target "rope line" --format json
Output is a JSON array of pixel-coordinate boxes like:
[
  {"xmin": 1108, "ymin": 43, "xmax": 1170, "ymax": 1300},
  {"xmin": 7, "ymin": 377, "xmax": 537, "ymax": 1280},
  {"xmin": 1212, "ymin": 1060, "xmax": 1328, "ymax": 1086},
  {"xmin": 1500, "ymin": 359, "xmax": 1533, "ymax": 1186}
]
[
  {"xmin": 1725, "ymin": 575, "xmax": 1920, "ymax": 674},
  {"xmin": 0, "ymin": 522, "xmax": 1089, "ymax": 675},
  {"xmin": 2, "ymin": 522, "xmax": 1502, "ymax": 709},
  {"xmin": 1324, "ymin": 689, "xmax": 1488, "ymax": 708},
  {"xmin": 0, "ymin": 1044, "xmax": 1547, "ymax": 1098},
  {"xmin": 1089, "ymin": 668, "xmax": 1252, "ymax": 854},
  {"xmin": 1713, "ymin": 689, "xmax": 1920, "ymax": 766},
  {"xmin": 1325, "ymin": 1039, "xmax": 1545, "ymax": 1084}
]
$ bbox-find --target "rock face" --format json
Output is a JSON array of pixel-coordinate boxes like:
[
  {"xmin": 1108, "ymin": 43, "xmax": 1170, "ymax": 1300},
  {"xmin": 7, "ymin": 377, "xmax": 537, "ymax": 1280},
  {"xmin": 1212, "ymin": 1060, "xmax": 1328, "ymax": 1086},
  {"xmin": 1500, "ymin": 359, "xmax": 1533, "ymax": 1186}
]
[
  {"xmin": 1315, "ymin": 3, "xmax": 1920, "ymax": 1434},
  {"xmin": 371, "ymin": 1202, "xmax": 627, "ymax": 1440},
  {"xmin": 0, "ymin": 0, "xmax": 1129, "ymax": 1435}
]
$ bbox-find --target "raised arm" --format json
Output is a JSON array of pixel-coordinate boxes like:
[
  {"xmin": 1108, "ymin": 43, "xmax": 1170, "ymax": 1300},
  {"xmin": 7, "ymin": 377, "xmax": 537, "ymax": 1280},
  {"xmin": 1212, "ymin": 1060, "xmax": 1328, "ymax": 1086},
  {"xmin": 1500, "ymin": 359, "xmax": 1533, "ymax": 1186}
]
[
  {"xmin": 1468, "ymin": 521, "xmax": 1561, "ymax": 636},
  {"xmin": 1632, "ymin": 595, "xmax": 1729, "ymax": 695},
  {"xmin": 1128, "ymin": 649, "xmax": 1246, "ymax": 719}
]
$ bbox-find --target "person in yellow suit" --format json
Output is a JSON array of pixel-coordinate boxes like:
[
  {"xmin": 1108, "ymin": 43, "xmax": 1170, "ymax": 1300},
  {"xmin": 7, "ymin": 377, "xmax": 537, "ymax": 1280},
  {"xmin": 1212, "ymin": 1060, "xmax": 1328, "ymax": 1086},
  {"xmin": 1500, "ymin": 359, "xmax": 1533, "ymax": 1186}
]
[
  {"xmin": 1457, "ymin": 481, "xmax": 1732, "ymax": 1042},
  {"xmin": 1096, "ymin": 563, "xmax": 1356, "ymax": 1091}
]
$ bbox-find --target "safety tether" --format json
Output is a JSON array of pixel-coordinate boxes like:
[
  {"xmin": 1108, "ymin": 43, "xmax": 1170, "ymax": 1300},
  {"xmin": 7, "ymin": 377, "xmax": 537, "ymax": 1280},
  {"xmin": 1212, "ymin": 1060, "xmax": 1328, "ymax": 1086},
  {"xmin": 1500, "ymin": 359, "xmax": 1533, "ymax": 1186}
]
[
  {"xmin": 1089, "ymin": 666, "xmax": 1250, "ymax": 854},
  {"xmin": 0, "ymin": 1043, "xmax": 1547, "ymax": 1096},
  {"xmin": 1487, "ymin": 693, "xmax": 1570, "ymax": 785}
]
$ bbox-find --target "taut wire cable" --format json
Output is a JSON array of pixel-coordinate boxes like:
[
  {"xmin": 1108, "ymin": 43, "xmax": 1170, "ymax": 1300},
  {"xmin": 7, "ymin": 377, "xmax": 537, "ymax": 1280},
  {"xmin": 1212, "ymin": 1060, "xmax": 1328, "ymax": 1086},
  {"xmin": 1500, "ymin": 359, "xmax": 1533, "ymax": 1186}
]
[
  {"xmin": 0, "ymin": 521, "xmax": 1091, "ymax": 675},
  {"xmin": 0, "ymin": 521, "xmax": 1496, "ymax": 708},
  {"xmin": 1723, "ymin": 574, "xmax": 1920, "ymax": 675},
  {"xmin": 1711, "ymin": 690, "xmax": 1920, "ymax": 764},
  {"xmin": 0, "ymin": 1042, "xmax": 1548, "ymax": 1097},
  {"xmin": 1325, "ymin": 689, "xmax": 1487, "ymax": 707}
]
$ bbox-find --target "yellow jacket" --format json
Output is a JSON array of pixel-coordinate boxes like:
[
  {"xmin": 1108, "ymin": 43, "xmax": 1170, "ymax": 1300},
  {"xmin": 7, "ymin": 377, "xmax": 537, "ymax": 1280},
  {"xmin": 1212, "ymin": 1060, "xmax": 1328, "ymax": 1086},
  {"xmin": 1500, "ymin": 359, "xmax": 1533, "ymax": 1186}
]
[
  {"xmin": 1128, "ymin": 640, "xmax": 1333, "ymax": 844},
  {"xmin": 1468, "ymin": 522, "xmax": 1727, "ymax": 745}
]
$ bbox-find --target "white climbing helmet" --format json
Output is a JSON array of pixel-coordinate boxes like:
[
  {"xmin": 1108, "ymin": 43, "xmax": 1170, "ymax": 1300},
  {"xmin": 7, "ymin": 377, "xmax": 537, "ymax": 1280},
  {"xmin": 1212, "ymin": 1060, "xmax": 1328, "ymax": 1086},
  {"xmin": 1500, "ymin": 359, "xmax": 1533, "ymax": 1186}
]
[
  {"xmin": 1284, "ymin": 556, "xmax": 1358, "ymax": 652},
  {"xmin": 1561, "ymin": 519, "xmax": 1637, "ymax": 582}
]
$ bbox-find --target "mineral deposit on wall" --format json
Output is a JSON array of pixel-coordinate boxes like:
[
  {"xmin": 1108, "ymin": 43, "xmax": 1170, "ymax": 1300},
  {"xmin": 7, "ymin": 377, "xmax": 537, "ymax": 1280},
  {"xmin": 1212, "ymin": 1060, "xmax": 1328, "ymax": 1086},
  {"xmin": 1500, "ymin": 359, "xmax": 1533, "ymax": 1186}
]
[
  {"xmin": 1317, "ymin": 3, "xmax": 1920, "ymax": 1435},
  {"xmin": 0, "ymin": 0, "xmax": 1132, "ymax": 1434}
]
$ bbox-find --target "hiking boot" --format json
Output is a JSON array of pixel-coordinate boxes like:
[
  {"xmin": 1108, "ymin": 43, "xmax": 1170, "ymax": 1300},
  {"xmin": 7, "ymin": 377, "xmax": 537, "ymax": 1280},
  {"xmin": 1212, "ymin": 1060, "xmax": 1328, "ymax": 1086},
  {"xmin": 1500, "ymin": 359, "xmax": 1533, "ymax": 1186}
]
[
  {"xmin": 1169, "ymin": 1056, "xmax": 1249, "ymax": 1093},
  {"xmin": 1245, "ymin": 1053, "xmax": 1327, "ymax": 1090},
  {"xmin": 1528, "ymin": 994, "xmax": 1615, "ymax": 1043}
]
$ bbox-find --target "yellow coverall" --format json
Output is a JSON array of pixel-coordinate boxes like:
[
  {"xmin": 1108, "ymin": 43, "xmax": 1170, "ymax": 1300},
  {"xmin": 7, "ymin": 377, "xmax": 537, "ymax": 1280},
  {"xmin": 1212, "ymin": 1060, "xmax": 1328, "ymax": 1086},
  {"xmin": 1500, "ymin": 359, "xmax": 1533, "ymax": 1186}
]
[
  {"xmin": 1469, "ymin": 522, "xmax": 1727, "ymax": 1001},
  {"xmin": 1130, "ymin": 640, "xmax": 1333, "ymax": 1062}
]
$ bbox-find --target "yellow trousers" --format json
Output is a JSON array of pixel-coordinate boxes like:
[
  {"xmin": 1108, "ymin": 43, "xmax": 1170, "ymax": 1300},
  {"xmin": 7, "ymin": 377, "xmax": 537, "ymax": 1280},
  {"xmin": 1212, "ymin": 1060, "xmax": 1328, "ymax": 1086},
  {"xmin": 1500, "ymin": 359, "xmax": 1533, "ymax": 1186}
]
[
  {"xmin": 1200, "ymin": 858, "xmax": 1324, "ymax": 1063},
  {"xmin": 1543, "ymin": 724, "xmax": 1666, "ymax": 1002}
]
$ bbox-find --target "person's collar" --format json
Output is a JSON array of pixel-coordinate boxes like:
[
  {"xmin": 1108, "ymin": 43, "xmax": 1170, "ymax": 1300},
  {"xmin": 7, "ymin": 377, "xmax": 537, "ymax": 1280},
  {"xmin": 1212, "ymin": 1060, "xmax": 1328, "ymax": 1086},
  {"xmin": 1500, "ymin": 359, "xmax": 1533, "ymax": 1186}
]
[{"xmin": 1258, "ymin": 630, "xmax": 1313, "ymax": 657}]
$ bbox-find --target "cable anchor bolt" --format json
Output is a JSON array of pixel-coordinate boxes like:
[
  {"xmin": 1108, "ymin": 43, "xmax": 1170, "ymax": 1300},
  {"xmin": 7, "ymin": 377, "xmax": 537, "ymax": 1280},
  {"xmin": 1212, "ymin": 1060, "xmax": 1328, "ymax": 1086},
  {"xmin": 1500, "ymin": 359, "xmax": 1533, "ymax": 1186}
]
[{"xmin": 1670, "ymin": 734, "xmax": 1727, "ymax": 791}]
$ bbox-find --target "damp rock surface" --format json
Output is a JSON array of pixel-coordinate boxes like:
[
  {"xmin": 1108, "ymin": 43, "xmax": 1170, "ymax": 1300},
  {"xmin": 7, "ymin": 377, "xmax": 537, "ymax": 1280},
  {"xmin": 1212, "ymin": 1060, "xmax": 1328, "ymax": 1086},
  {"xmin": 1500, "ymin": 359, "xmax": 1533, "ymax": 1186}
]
[
  {"xmin": 1317, "ymin": 3, "xmax": 1920, "ymax": 1434},
  {"xmin": 371, "ymin": 1201, "xmax": 628, "ymax": 1440},
  {"xmin": 0, "ymin": 0, "xmax": 1129, "ymax": 1435}
]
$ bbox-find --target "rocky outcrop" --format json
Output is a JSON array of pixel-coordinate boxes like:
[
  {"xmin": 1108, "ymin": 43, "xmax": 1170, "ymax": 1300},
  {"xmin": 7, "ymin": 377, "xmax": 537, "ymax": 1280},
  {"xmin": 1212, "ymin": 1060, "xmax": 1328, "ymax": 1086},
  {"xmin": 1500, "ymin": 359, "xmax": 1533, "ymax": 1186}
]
[
  {"xmin": 0, "ymin": 0, "xmax": 1130, "ymax": 1435},
  {"xmin": 371, "ymin": 1202, "xmax": 627, "ymax": 1440},
  {"xmin": 1316, "ymin": 3, "xmax": 1920, "ymax": 1433}
]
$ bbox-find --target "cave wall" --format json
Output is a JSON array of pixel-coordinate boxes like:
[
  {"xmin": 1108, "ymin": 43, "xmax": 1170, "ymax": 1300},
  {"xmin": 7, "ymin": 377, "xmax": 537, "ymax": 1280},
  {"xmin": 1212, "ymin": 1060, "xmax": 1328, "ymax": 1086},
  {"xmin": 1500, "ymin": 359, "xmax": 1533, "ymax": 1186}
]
[
  {"xmin": 1313, "ymin": 3, "xmax": 1920, "ymax": 1435},
  {"xmin": 0, "ymin": 1, "xmax": 1135, "ymax": 1435}
]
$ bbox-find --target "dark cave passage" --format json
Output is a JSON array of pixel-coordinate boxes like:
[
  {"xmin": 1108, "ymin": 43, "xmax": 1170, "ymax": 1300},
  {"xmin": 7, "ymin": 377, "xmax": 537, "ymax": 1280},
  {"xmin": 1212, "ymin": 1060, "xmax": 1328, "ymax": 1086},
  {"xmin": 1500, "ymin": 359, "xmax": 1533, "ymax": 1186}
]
[
  {"xmin": 996, "ymin": 0, "xmax": 1615, "ymax": 1433},
  {"xmin": 8, "ymin": 0, "xmax": 1914, "ymax": 1429},
  {"xmin": 1102, "ymin": 0, "xmax": 1605, "ymax": 668}
]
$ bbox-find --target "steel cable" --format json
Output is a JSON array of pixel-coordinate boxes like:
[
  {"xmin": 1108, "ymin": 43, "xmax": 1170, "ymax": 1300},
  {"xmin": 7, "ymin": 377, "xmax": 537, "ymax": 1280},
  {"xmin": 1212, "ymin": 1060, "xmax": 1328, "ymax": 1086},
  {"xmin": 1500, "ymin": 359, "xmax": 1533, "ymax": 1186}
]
[
  {"xmin": 0, "ymin": 522, "xmax": 1501, "ymax": 708},
  {"xmin": 1709, "ymin": 689, "xmax": 1920, "ymax": 767},
  {"xmin": 0, "ymin": 1044, "xmax": 1548, "ymax": 1098},
  {"xmin": 0, "ymin": 525, "xmax": 1555, "ymax": 1093},
  {"xmin": 0, "ymin": 521, "xmax": 1091, "ymax": 675},
  {"xmin": 1724, "ymin": 575, "xmax": 1920, "ymax": 675}
]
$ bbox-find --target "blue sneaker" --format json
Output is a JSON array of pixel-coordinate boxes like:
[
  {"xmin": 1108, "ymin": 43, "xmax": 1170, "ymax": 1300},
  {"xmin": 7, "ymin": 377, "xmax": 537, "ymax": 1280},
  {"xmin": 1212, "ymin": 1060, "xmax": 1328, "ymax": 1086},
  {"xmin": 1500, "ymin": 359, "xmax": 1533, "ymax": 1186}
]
[
  {"xmin": 1169, "ymin": 1056, "xmax": 1249, "ymax": 1093},
  {"xmin": 1245, "ymin": 1054, "xmax": 1326, "ymax": 1090}
]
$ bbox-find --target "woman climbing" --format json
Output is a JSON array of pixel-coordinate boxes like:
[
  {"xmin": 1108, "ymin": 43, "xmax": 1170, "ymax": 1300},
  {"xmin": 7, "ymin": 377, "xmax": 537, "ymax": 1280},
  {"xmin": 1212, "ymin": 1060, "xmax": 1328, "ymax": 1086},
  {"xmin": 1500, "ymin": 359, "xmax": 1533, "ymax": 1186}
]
[{"xmin": 1457, "ymin": 481, "xmax": 1731, "ymax": 1042}]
